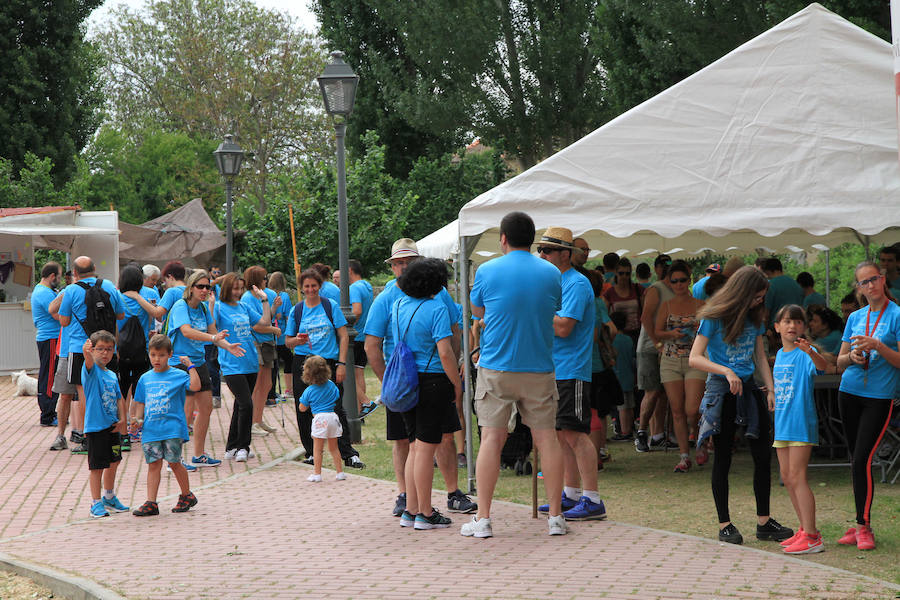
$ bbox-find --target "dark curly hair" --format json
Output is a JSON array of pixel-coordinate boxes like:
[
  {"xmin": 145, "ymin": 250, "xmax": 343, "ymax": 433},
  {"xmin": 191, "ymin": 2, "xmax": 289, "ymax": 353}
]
[
  {"xmin": 397, "ymin": 258, "xmax": 448, "ymax": 299},
  {"xmin": 118, "ymin": 264, "xmax": 144, "ymax": 293},
  {"xmin": 299, "ymin": 268, "xmax": 323, "ymax": 288}
]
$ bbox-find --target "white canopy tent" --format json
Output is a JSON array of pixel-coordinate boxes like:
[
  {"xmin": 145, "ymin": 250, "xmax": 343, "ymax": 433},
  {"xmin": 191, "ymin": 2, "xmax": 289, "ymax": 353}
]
[{"xmin": 451, "ymin": 3, "xmax": 900, "ymax": 491}]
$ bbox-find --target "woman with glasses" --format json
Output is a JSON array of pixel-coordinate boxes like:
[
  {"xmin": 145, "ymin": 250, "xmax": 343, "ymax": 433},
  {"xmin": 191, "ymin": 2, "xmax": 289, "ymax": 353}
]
[
  {"xmin": 167, "ymin": 270, "xmax": 245, "ymax": 468},
  {"xmin": 602, "ymin": 258, "xmax": 643, "ymax": 345},
  {"xmin": 834, "ymin": 262, "xmax": 900, "ymax": 550},
  {"xmin": 654, "ymin": 261, "xmax": 706, "ymax": 472},
  {"xmin": 689, "ymin": 266, "xmax": 793, "ymax": 545}
]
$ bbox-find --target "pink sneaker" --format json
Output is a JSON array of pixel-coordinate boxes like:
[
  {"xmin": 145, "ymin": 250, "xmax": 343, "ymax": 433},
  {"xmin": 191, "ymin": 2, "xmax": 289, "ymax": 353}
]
[
  {"xmin": 837, "ymin": 527, "xmax": 857, "ymax": 545},
  {"xmin": 784, "ymin": 532, "xmax": 824, "ymax": 555},
  {"xmin": 855, "ymin": 525, "xmax": 875, "ymax": 550},
  {"xmin": 781, "ymin": 527, "xmax": 804, "ymax": 547}
]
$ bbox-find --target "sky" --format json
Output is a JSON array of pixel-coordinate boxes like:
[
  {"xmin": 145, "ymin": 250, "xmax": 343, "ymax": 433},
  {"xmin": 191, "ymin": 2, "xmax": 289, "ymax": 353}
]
[{"xmin": 87, "ymin": 0, "xmax": 320, "ymax": 35}]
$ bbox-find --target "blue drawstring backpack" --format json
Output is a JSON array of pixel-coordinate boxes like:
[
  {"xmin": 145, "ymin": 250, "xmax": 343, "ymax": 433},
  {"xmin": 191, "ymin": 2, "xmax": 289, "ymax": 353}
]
[{"xmin": 381, "ymin": 300, "xmax": 433, "ymax": 412}]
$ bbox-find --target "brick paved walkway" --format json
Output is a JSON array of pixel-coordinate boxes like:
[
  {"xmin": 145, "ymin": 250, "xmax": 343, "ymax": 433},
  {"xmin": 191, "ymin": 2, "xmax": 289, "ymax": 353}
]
[{"xmin": 0, "ymin": 377, "xmax": 897, "ymax": 599}]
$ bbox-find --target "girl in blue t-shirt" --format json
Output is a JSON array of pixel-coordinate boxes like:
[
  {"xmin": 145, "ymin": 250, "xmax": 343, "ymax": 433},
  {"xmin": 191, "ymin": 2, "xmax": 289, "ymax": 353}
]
[
  {"xmin": 689, "ymin": 266, "xmax": 792, "ymax": 546},
  {"xmin": 835, "ymin": 262, "xmax": 900, "ymax": 551},
  {"xmin": 298, "ymin": 355, "xmax": 345, "ymax": 482},
  {"xmin": 771, "ymin": 305, "xmax": 829, "ymax": 555}
]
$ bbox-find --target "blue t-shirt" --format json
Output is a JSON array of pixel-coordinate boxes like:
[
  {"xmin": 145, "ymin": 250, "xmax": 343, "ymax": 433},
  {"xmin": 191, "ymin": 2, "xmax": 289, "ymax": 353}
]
[
  {"xmin": 59, "ymin": 277, "xmax": 124, "ymax": 354},
  {"xmin": 802, "ymin": 292, "xmax": 826, "ymax": 308},
  {"xmin": 591, "ymin": 297, "xmax": 611, "ymax": 373},
  {"xmin": 692, "ymin": 276, "xmax": 710, "ymax": 301},
  {"xmin": 159, "ymin": 286, "xmax": 185, "ymax": 313},
  {"xmin": 470, "ymin": 251, "xmax": 561, "ymax": 373},
  {"xmin": 166, "ymin": 299, "xmax": 213, "ymax": 366},
  {"xmin": 299, "ymin": 380, "xmax": 340, "ymax": 414},
  {"xmin": 393, "ymin": 295, "xmax": 452, "ymax": 373},
  {"xmin": 765, "ymin": 275, "xmax": 805, "ymax": 326},
  {"xmin": 214, "ymin": 301, "xmax": 261, "ymax": 375},
  {"xmin": 241, "ymin": 288, "xmax": 277, "ymax": 343},
  {"xmin": 364, "ymin": 280, "xmax": 456, "ymax": 359},
  {"xmin": 349, "ymin": 280, "xmax": 374, "ymax": 342},
  {"xmin": 285, "ymin": 298, "xmax": 347, "ymax": 359},
  {"xmin": 697, "ymin": 318, "xmax": 764, "ymax": 379},
  {"xmin": 82, "ymin": 363, "xmax": 121, "ymax": 433},
  {"xmin": 839, "ymin": 303, "xmax": 900, "ymax": 399},
  {"xmin": 320, "ymin": 281, "xmax": 341, "ymax": 305},
  {"xmin": 117, "ymin": 291, "xmax": 153, "ymax": 349},
  {"xmin": 816, "ymin": 329, "xmax": 842, "ymax": 355},
  {"xmin": 141, "ymin": 285, "xmax": 160, "ymax": 306},
  {"xmin": 133, "ymin": 367, "xmax": 191, "ymax": 443},
  {"xmin": 31, "ymin": 284, "xmax": 60, "ymax": 341},
  {"xmin": 57, "ymin": 322, "xmax": 69, "ymax": 357},
  {"xmin": 273, "ymin": 291, "xmax": 292, "ymax": 346},
  {"xmin": 612, "ymin": 333, "xmax": 635, "ymax": 392},
  {"xmin": 773, "ymin": 347, "xmax": 821, "ymax": 443},
  {"xmin": 552, "ymin": 269, "xmax": 595, "ymax": 382}
]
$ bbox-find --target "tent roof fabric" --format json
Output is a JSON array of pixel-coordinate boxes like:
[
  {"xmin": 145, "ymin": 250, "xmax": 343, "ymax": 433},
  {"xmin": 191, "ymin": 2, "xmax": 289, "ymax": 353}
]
[
  {"xmin": 457, "ymin": 4, "xmax": 900, "ymax": 259},
  {"xmin": 0, "ymin": 206, "xmax": 78, "ymax": 219},
  {"xmin": 118, "ymin": 198, "xmax": 226, "ymax": 262}
]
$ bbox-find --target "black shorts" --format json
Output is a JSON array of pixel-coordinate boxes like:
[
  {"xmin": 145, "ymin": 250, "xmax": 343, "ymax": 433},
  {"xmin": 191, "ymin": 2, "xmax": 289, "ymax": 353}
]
[
  {"xmin": 353, "ymin": 340, "xmax": 367, "ymax": 368},
  {"xmin": 67, "ymin": 352, "xmax": 85, "ymax": 386},
  {"xmin": 556, "ymin": 379, "xmax": 591, "ymax": 434},
  {"xmin": 386, "ymin": 407, "xmax": 410, "ymax": 441},
  {"xmin": 176, "ymin": 362, "xmax": 211, "ymax": 395},
  {"xmin": 119, "ymin": 355, "xmax": 151, "ymax": 399},
  {"xmin": 86, "ymin": 425, "xmax": 123, "ymax": 471},
  {"xmin": 276, "ymin": 345, "xmax": 293, "ymax": 374},
  {"xmin": 401, "ymin": 373, "xmax": 461, "ymax": 444},
  {"xmin": 591, "ymin": 369, "xmax": 623, "ymax": 417}
]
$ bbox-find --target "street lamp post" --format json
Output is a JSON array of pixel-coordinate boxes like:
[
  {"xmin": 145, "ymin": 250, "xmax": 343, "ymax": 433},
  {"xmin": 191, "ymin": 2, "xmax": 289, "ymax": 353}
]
[
  {"xmin": 317, "ymin": 51, "xmax": 361, "ymax": 442},
  {"xmin": 213, "ymin": 134, "xmax": 244, "ymax": 273}
]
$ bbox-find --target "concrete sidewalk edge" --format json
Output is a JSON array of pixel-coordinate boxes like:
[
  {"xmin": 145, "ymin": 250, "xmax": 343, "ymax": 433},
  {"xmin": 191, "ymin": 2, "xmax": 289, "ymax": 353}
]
[{"xmin": 0, "ymin": 551, "xmax": 126, "ymax": 600}]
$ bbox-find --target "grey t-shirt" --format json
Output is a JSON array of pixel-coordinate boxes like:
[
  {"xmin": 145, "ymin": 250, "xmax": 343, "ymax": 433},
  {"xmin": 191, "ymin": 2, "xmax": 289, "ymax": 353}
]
[{"xmin": 636, "ymin": 280, "xmax": 675, "ymax": 354}]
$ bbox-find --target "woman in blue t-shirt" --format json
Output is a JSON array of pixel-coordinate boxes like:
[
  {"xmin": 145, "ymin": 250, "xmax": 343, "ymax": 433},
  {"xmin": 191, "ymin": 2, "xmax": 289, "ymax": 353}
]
[
  {"xmin": 117, "ymin": 265, "xmax": 153, "ymax": 409},
  {"xmin": 834, "ymin": 262, "xmax": 900, "ymax": 551},
  {"xmin": 215, "ymin": 272, "xmax": 273, "ymax": 462},
  {"xmin": 807, "ymin": 304, "xmax": 844, "ymax": 358},
  {"xmin": 285, "ymin": 268, "xmax": 354, "ymax": 464},
  {"xmin": 393, "ymin": 258, "xmax": 462, "ymax": 530},
  {"xmin": 689, "ymin": 266, "xmax": 793, "ymax": 546}
]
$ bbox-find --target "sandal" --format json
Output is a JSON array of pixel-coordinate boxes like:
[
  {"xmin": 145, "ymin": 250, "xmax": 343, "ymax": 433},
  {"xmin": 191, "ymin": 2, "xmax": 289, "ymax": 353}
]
[
  {"xmin": 132, "ymin": 501, "xmax": 159, "ymax": 517},
  {"xmin": 673, "ymin": 458, "xmax": 691, "ymax": 473}
]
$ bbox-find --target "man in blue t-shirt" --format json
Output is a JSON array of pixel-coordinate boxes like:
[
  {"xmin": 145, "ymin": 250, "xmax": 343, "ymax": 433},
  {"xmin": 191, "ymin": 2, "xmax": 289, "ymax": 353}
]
[
  {"xmin": 364, "ymin": 238, "xmax": 475, "ymax": 519},
  {"xmin": 762, "ymin": 258, "xmax": 804, "ymax": 327},
  {"xmin": 32, "ymin": 261, "xmax": 62, "ymax": 426},
  {"xmin": 461, "ymin": 213, "xmax": 568, "ymax": 539},
  {"xmin": 347, "ymin": 259, "xmax": 374, "ymax": 412},
  {"xmin": 692, "ymin": 263, "xmax": 720, "ymax": 300},
  {"xmin": 537, "ymin": 226, "xmax": 606, "ymax": 523}
]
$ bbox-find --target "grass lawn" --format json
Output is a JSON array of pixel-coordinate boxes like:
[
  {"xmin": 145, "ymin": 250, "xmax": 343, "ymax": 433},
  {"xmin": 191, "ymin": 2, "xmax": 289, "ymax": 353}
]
[{"xmin": 345, "ymin": 368, "xmax": 900, "ymax": 585}]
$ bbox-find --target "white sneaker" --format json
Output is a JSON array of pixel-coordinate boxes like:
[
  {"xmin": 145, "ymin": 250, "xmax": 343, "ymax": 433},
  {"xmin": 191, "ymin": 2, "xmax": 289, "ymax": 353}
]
[
  {"xmin": 246, "ymin": 449, "xmax": 255, "ymax": 459},
  {"xmin": 212, "ymin": 395, "xmax": 222, "ymax": 408},
  {"xmin": 548, "ymin": 514, "xmax": 568, "ymax": 536},
  {"xmin": 335, "ymin": 472, "xmax": 347, "ymax": 481},
  {"xmin": 307, "ymin": 473, "xmax": 322, "ymax": 482},
  {"xmin": 223, "ymin": 449, "xmax": 237, "ymax": 460},
  {"xmin": 460, "ymin": 516, "xmax": 493, "ymax": 538},
  {"xmin": 259, "ymin": 421, "xmax": 277, "ymax": 433},
  {"xmin": 250, "ymin": 423, "xmax": 269, "ymax": 436},
  {"xmin": 235, "ymin": 449, "xmax": 248, "ymax": 462}
]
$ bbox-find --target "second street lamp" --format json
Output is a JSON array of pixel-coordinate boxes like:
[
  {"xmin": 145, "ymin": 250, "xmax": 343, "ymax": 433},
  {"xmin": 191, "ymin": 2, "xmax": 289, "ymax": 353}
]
[{"xmin": 213, "ymin": 134, "xmax": 244, "ymax": 273}]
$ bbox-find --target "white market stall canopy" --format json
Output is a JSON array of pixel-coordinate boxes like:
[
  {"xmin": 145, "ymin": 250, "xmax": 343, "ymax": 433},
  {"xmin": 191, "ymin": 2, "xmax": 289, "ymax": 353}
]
[{"xmin": 455, "ymin": 3, "xmax": 900, "ymax": 261}]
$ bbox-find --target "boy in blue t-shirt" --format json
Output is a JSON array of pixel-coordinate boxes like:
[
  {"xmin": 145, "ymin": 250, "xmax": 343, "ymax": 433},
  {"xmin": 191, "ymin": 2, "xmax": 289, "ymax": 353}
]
[
  {"xmin": 81, "ymin": 331, "xmax": 129, "ymax": 519},
  {"xmin": 132, "ymin": 334, "xmax": 201, "ymax": 516},
  {"xmin": 609, "ymin": 312, "xmax": 637, "ymax": 441}
]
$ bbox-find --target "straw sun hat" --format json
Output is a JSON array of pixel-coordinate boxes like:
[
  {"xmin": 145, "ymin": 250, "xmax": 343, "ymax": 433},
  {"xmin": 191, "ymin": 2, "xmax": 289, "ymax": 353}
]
[{"xmin": 538, "ymin": 227, "xmax": 584, "ymax": 254}]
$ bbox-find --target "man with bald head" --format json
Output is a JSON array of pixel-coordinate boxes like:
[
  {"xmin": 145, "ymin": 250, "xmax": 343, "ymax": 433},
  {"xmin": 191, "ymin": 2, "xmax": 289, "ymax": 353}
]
[{"xmin": 58, "ymin": 257, "xmax": 123, "ymax": 453}]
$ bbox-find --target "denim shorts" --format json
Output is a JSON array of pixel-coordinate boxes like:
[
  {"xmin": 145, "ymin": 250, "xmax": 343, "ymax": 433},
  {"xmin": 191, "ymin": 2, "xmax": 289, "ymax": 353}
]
[{"xmin": 142, "ymin": 438, "xmax": 184, "ymax": 464}]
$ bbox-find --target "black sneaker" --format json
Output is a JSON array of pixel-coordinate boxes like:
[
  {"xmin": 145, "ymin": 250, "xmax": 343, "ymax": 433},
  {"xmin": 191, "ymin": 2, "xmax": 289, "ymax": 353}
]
[
  {"xmin": 172, "ymin": 492, "xmax": 198, "ymax": 513},
  {"xmin": 447, "ymin": 489, "xmax": 477, "ymax": 513},
  {"xmin": 756, "ymin": 518, "xmax": 794, "ymax": 541},
  {"xmin": 120, "ymin": 437, "xmax": 131, "ymax": 452},
  {"xmin": 718, "ymin": 523, "xmax": 743, "ymax": 544},
  {"xmin": 634, "ymin": 431, "xmax": 649, "ymax": 453},
  {"xmin": 414, "ymin": 509, "xmax": 452, "ymax": 530},
  {"xmin": 70, "ymin": 430, "xmax": 84, "ymax": 444},
  {"xmin": 71, "ymin": 442, "xmax": 88, "ymax": 455},
  {"xmin": 301, "ymin": 456, "xmax": 315, "ymax": 465},
  {"xmin": 392, "ymin": 493, "xmax": 407, "ymax": 517},
  {"xmin": 344, "ymin": 456, "xmax": 365, "ymax": 469},
  {"xmin": 132, "ymin": 501, "xmax": 159, "ymax": 517},
  {"xmin": 649, "ymin": 437, "xmax": 678, "ymax": 449},
  {"xmin": 611, "ymin": 432, "xmax": 633, "ymax": 442}
]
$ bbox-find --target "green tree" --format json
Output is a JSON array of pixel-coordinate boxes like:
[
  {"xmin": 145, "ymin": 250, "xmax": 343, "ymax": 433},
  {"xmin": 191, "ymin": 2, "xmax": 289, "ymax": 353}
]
[
  {"xmin": 0, "ymin": 0, "xmax": 105, "ymax": 186},
  {"xmin": 94, "ymin": 0, "xmax": 330, "ymax": 213}
]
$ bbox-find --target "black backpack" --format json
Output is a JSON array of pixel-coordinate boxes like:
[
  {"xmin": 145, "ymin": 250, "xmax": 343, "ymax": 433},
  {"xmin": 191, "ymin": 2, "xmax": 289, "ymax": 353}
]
[
  {"xmin": 75, "ymin": 279, "xmax": 117, "ymax": 337},
  {"xmin": 117, "ymin": 315, "xmax": 147, "ymax": 364}
]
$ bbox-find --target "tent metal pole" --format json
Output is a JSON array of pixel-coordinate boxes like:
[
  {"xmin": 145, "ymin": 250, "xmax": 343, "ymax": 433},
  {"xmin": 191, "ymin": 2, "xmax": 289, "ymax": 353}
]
[
  {"xmin": 460, "ymin": 235, "xmax": 475, "ymax": 494},
  {"xmin": 824, "ymin": 249, "xmax": 831, "ymax": 307}
]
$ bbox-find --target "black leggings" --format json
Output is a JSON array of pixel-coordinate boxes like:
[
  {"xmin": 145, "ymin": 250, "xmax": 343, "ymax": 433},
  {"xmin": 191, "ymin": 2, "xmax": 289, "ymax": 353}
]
[
  {"xmin": 291, "ymin": 355, "xmax": 359, "ymax": 460},
  {"xmin": 711, "ymin": 391, "xmax": 772, "ymax": 523},
  {"xmin": 224, "ymin": 372, "xmax": 257, "ymax": 452},
  {"xmin": 838, "ymin": 392, "xmax": 894, "ymax": 526}
]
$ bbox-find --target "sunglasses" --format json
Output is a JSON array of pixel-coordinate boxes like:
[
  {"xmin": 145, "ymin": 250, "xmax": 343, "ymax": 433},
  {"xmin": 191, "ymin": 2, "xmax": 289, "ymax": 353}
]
[
  {"xmin": 670, "ymin": 277, "xmax": 689, "ymax": 284},
  {"xmin": 856, "ymin": 275, "xmax": 883, "ymax": 288},
  {"xmin": 538, "ymin": 247, "xmax": 561, "ymax": 255},
  {"xmin": 617, "ymin": 271, "xmax": 631, "ymax": 276},
  {"xmin": 194, "ymin": 284, "xmax": 211, "ymax": 290}
]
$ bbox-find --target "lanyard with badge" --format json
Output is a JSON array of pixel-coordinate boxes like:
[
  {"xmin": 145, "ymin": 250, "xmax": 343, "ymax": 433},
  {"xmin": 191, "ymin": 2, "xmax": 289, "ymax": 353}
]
[{"xmin": 862, "ymin": 306, "xmax": 885, "ymax": 387}]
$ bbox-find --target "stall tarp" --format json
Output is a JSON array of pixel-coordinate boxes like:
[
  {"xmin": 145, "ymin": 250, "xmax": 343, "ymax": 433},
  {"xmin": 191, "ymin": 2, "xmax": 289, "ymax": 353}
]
[
  {"xmin": 118, "ymin": 198, "xmax": 226, "ymax": 263},
  {"xmin": 457, "ymin": 4, "xmax": 900, "ymax": 258}
]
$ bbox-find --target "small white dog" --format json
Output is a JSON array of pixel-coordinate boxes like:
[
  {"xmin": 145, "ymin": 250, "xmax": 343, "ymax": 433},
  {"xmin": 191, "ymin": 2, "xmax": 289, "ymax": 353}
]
[{"xmin": 11, "ymin": 370, "xmax": 38, "ymax": 397}]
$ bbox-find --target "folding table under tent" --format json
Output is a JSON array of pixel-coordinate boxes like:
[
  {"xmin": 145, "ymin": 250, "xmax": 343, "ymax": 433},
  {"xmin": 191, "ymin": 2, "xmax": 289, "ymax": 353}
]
[{"xmin": 451, "ymin": 3, "xmax": 900, "ymax": 491}]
